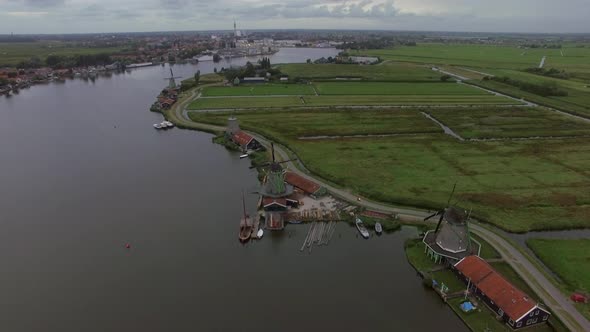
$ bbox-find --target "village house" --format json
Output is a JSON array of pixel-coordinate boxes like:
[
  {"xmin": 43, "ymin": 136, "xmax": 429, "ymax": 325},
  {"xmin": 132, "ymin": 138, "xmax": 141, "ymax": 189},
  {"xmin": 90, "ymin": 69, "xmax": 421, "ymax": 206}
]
[
  {"xmin": 285, "ymin": 171, "xmax": 325, "ymax": 197},
  {"xmin": 231, "ymin": 131, "xmax": 262, "ymax": 151},
  {"xmin": 453, "ymin": 256, "xmax": 551, "ymax": 330}
]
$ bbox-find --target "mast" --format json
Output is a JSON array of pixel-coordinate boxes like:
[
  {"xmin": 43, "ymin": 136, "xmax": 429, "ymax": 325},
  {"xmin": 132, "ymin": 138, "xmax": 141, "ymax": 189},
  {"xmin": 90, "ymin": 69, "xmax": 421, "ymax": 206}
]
[{"xmin": 242, "ymin": 190, "xmax": 247, "ymax": 218}]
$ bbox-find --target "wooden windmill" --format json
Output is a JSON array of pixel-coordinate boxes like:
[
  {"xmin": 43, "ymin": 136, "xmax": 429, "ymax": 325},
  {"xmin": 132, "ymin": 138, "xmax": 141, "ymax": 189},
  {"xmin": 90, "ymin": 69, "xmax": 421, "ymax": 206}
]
[
  {"xmin": 164, "ymin": 68, "xmax": 182, "ymax": 89},
  {"xmin": 251, "ymin": 142, "xmax": 296, "ymax": 198}
]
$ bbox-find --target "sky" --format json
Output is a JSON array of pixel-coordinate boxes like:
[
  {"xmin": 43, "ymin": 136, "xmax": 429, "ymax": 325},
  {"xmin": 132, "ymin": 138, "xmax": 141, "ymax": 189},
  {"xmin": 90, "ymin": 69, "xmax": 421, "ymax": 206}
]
[{"xmin": 1, "ymin": 0, "xmax": 590, "ymax": 34}]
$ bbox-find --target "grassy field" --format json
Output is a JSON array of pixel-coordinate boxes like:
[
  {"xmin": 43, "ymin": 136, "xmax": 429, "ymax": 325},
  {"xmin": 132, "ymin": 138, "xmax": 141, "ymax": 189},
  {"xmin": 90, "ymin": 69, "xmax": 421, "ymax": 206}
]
[
  {"xmin": 526, "ymin": 239, "xmax": 590, "ymax": 292},
  {"xmin": 190, "ymin": 108, "xmax": 590, "ymax": 232},
  {"xmin": 188, "ymin": 93, "xmax": 516, "ymax": 109},
  {"xmin": 360, "ymin": 43, "xmax": 590, "ymax": 76},
  {"xmin": 189, "ymin": 109, "xmax": 441, "ymax": 137},
  {"xmin": 201, "ymin": 84, "xmax": 316, "ymax": 96},
  {"xmin": 0, "ymin": 42, "xmax": 124, "ymax": 65},
  {"xmin": 429, "ymin": 107, "xmax": 590, "ymax": 139},
  {"xmin": 313, "ymin": 82, "xmax": 489, "ymax": 95},
  {"xmin": 278, "ymin": 61, "xmax": 442, "ymax": 81}
]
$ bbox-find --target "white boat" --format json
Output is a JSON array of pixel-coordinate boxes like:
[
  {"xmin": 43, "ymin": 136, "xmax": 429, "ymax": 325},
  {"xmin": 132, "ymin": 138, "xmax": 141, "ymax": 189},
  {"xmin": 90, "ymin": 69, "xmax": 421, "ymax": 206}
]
[
  {"xmin": 375, "ymin": 222, "xmax": 383, "ymax": 235},
  {"xmin": 355, "ymin": 217, "xmax": 370, "ymax": 239},
  {"xmin": 163, "ymin": 121, "xmax": 174, "ymax": 127},
  {"xmin": 257, "ymin": 229, "xmax": 264, "ymax": 239},
  {"xmin": 153, "ymin": 123, "xmax": 163, "ymax": 129},
  {"xmin": 239, "ymin": 154, "xmax": 249, "ymax": 159}
]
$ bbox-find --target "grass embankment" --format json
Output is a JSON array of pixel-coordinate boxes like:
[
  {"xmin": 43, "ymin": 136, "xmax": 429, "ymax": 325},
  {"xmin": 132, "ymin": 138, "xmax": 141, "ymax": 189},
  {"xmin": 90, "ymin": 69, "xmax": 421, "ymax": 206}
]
[
  {"xmin": 429, "ymin": 107, "xmax": 590, "ymax": 139},
  {"xmin": 526, "ymin": 238, "xmax": 590, "ymax": 320},
  {"xmin": 189, "ymin": 108, "xmax": 590, "ymax": 232},
  {"xmin": 189, "ymin": 94, "xmax": 515, "ymax": 110},
  {"xmin": 202, "ymin": 84, "xmax": 316, "ymax": 96},
  {"xmin": 278, "ymin": 61, "xmax": 442, "ymax": 81},
  {"xmin": 405, "ymin": 239, "xmax": 564, "ymax": 332},
  {"xmin": 0, "ymin": 41, "xmax": 124, "ymax": 66}
]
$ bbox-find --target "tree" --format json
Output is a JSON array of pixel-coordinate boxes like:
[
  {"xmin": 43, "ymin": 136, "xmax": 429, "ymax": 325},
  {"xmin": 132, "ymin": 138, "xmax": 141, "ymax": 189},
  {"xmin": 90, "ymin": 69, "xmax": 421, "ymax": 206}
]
[
  {"xmin": 306, "ymin": 58, "xmax": 311, "ymax": 64},
  {"xmin": 213, "ymin": 54, "xmax": 221, "ymax": 62},
  {"xmin": 440, "ymin": 74, "xmax": 452, "ymax": 82},
  {"xmin": 194, "ymin": 70, "xmax": 200, "ymax": 85},
  {"xmin": 213, "ymin": 67, "xmax": 217, "ymax": 73}
]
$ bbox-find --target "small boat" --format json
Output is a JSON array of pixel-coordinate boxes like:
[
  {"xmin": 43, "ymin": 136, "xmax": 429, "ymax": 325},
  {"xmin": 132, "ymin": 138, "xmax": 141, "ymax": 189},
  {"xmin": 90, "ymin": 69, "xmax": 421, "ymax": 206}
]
[
  {"xmin": 257, "ymin": 229, "xmax": 264, "ymax": 239},
  {"xmin": 375, "ymin": 222, "xmax": 383, "ymax": 235},
  {"xmin": 355, "ymin": 217, "xmax": 370, "ymax": 239},
  {"xmin": 287, "ymin": 220, "xmax": 303, "ymax": 224},
  {"xmin": 153, "ymin": 123, "xmax": 163, "ymax": 129},
  {"xmin": 163, "ymin": 121, "xmax": 174, "ymax": 128},
  {"xmin": 239, "ymin": 191, "xmax": 252, "ymax": 243},
  {"xmin": 239, "ymin": 154, "xmax": 249, "ymax": 159}
]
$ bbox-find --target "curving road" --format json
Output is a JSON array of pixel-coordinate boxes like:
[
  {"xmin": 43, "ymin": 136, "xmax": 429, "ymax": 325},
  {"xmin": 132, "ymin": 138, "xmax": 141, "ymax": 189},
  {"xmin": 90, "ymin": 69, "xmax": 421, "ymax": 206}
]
[{"xmin": 167, "ymin": 87, "xmax": 589, "ymax": 332}]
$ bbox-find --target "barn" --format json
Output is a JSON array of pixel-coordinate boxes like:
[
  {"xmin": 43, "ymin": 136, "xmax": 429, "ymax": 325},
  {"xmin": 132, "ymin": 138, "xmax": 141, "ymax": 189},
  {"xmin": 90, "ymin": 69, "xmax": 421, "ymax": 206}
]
[
  {"xmin": 231, "ymin": 130, "xmax": 261, "ymax": 151},
  {"xmin": 453, "ymin": 256, "xmax": 551, "ymax": 329}
]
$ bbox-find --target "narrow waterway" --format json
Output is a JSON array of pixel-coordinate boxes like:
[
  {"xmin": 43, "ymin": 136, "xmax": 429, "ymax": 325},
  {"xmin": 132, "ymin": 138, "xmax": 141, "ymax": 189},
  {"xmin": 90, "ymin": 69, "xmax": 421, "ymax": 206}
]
[{"xmin": 0, "ymin": 48, "xmax": 468, "ymax": 332}]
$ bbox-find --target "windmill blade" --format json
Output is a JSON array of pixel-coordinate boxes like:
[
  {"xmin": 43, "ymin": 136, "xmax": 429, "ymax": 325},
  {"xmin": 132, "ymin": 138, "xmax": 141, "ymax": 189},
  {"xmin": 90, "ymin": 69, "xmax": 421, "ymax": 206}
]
[
  {"xmin": 424, "ymin": 211, "xmax": 440, "ymax": 221},
  {"xmin": 446, "ymin": 182, "xmax": 457, "ymax": 206},
  {"xmin": 434, "ymin": 210, "xmax": 446, "ymax": 233}
]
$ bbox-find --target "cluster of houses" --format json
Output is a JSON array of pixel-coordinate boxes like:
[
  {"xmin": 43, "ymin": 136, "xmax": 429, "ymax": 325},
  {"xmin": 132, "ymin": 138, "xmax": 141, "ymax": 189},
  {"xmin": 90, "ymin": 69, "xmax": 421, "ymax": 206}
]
[
  {"xmin": 225, "ymin": 117, "xmax": 326, "ymax": 230},
  {"xmin": 422, "ymin": 207, "xmax": 551, "ymax": 330},
  {"xmin": 154, "ymin": 87, "xmax": 179, "ymax": 111}
]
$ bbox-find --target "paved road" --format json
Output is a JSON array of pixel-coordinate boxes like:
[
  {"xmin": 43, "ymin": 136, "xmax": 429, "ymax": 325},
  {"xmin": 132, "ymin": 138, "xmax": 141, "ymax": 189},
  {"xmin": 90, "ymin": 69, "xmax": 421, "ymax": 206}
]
[{"xmin": 168, "ymin": 86, "xmax": 589, "ymax": 332}]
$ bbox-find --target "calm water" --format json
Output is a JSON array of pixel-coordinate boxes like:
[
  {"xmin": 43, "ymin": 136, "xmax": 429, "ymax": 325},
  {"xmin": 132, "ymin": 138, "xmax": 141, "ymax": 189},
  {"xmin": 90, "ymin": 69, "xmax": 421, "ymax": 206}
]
[{"xmin": 0, "ymin": 48, "xmax": 467, "ymax": 331}]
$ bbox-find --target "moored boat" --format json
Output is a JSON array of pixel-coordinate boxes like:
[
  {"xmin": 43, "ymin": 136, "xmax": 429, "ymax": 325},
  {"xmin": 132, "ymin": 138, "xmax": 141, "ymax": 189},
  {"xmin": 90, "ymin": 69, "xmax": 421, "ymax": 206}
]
[
  {"xmin": 239, "ymin": 154, "xmax": 249, "ymax": 159},
  {"xmin": 257, "ymin": 228, "xmax": 264, "ymax": 239},
  {"xmin": 375, "ymin": 222, "xmax": 383, "ymax": 235},
  {"xmin": 239, "ymin": 191, "xmax": 252, "ymax": 243},
  {"xmin": 355, "ymin": 216, "xmax": 370, "ymax": 239}
]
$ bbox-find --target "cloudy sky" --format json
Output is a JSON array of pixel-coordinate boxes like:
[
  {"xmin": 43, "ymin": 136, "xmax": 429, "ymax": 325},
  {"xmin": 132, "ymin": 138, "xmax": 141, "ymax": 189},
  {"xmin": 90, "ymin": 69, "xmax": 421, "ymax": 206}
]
[{"xmin": 1, "ymin": 0, "xmax": 589, "ymax": 34}]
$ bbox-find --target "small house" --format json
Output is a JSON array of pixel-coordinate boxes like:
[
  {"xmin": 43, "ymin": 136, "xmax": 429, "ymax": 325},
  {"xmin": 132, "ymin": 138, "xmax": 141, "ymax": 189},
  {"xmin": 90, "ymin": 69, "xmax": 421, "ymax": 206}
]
[
  {"xmin": 231, "ymin": 130, "xmax": 261, "ymax": 151},
  {"xmin": 453, "ymin": 256, "xmax": 551, "ymax": 329}
]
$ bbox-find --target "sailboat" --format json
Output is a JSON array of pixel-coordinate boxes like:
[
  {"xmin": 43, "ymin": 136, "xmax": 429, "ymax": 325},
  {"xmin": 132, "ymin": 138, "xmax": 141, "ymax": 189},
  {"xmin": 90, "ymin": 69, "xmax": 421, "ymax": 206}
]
[
  {"xmin": 355, "ymin": 216, "xmax": 370, "ymax": 239},
  {"xmin": 239, "ymin": 191, "xmax": 252, "ymax": 243}
]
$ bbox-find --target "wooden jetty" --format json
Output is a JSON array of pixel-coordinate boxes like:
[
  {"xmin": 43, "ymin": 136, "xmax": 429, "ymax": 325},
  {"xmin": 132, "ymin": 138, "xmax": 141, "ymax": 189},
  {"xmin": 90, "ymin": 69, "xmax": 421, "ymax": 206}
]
[
  {"xmin": 286, "ymin": 208, "xmax": 342, "ymax": 223},
  {"xmin": 299, "ymin": 220, "xmax": 338, "ymax": 253}
]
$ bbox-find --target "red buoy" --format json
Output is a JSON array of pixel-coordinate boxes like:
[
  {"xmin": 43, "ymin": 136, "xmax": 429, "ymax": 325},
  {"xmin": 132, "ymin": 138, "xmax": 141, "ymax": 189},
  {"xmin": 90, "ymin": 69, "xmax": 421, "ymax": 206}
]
[{"xmin": 125, "ymin": 243, "xmax": 131, "ymax": 249}]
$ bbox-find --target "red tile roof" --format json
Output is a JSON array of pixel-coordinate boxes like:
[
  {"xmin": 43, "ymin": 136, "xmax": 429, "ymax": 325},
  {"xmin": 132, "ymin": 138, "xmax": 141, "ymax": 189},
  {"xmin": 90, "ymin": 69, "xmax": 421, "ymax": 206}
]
[
  {"xmin": 285, "ymin": 172, "xmax": 320, "ymax": 194},
  {"xmin": 232, "ymin": 131, "xmax": 254, "ymax": 147},
  {"xmin": 455, "ymin": 256, "xmax": 536, "ymax": 321},
  {"xmin": 262, "ymin": 197, "xmax": 287, "ymax": 208}
]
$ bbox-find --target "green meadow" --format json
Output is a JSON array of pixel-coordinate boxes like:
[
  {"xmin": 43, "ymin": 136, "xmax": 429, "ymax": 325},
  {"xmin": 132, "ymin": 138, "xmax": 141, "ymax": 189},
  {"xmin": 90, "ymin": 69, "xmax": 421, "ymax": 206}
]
[
  {"xmin": 190, "ymin": 108, "xmax": 590, "ymax": 233},
  {"xmin": 201, "ymin": 84, "xmax": 316, "ymax": 96}
]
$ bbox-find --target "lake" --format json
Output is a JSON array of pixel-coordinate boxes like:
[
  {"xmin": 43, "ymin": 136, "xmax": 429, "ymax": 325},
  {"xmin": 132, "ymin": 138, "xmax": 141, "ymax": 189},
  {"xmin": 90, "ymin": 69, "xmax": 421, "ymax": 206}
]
[{"xmin": 0, "ymin": 48, "xmax": 467, "ymax": 332}]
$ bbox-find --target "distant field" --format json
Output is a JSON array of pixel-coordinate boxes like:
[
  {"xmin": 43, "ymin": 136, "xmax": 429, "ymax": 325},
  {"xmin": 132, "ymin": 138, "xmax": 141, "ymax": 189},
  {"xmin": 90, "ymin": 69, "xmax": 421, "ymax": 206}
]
[
  {"xmin": 0, "ymin": 42, "xmax": 124, "ymax": 65},
  {"xmin": 190, "ymin": 108, "xmax": 590, "ymax": 232},
  {"xmin": 278, "ymin": 62, "xmax": 442, "ymax": 81},
  {"xmin": 361, "ymin": 43, "xmax": 590, "ymax": 72},
  {"xmin": 201, "ymin": 84, "xmax": 316, "ymax": 96},
  {"xmin": 430, "ymin": 107, "xmax": 590, "ymax": 138},
  {"xmin": 314, "ymin": 82, "xmax": 489, "ymax": 95},
  {"xmin": 189, "ymin": 109, "xmax": 441, "ymax": 137},
  {"xmin": 188, "ymin": 93, "xmax": 516, "ymax": 109}
]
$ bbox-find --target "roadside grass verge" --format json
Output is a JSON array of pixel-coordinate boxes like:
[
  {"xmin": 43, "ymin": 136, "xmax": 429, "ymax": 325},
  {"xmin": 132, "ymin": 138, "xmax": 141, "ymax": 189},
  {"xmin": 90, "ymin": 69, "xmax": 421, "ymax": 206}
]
[{"xmin": 313, "ymin": 82, "xmax": 489, "ymax": 95}]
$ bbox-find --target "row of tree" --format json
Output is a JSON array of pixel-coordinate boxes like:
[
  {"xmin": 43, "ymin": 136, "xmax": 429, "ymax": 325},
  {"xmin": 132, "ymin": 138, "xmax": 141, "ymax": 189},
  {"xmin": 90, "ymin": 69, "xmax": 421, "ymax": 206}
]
[
  {"xmin": 524, "ymin": 67, "xmax": 570, "ymax": 80},
  {"xmin": 486, "ymin": 76, "xmax": 568, "ymax": 97},
  {"xmin": 15, "ymin": 53, "xmax": 113, "ymax": 69}
]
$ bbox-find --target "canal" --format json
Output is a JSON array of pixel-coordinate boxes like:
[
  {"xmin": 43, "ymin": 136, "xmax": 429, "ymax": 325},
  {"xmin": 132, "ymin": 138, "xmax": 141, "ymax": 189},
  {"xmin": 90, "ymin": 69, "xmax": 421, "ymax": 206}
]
[{"xmin": 0, "ymin": 48, "xmax": 468, "ymax": 331}]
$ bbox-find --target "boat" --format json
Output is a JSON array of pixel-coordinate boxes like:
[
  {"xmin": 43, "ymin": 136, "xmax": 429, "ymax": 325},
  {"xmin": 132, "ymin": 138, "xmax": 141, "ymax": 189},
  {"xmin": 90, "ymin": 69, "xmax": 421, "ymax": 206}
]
[
  {"xmin": 287, "ymin": 220, "xmax": 303, "ymax": 224},
  {"xmin": 163, "ymin": 121, "xmax": 174, "ymax": 128},
  {"xmin": 257, "ymin": 229, "xmax": 264, "ymax": 239},
  {"xmin": 239, "ymin": 191, "xmax": 252, "ymax": 243},
  {"xmin": 239, "ymin": 154, "xmax": 249, "ymax": 159},
  {"xmin": 375, "ymin": 222, "xmax": 383, "ymax": 235},
  {"xmin": 355, "ymin": 216, "xmax": 370, "ymax": 239},
  {"xmin": 153, "ymin": 123, "xmax": 163, "ymax": 129}
]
